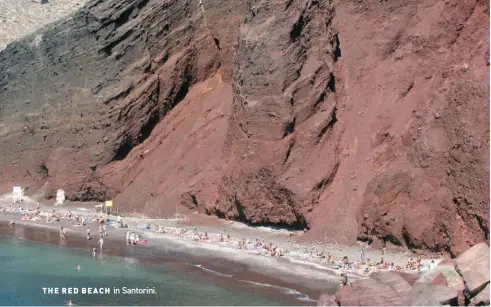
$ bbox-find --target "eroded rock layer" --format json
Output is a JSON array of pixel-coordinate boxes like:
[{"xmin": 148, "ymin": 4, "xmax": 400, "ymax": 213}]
[{"xmin": 0, "ymin": 0, "xmax": 488, "ymax": 255}]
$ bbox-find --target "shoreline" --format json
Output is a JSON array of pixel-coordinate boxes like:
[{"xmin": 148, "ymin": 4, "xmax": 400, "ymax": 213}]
[
  {"xmin": 0, "ymin": 214, "xmax": 330, "ymax": 303},
  {"xmin": 0, "ymin": 224, "xmax": 318, "ymax": 305},
  {"xmin": 0, "ymin": 198, "xmax": 438, "ymax": 300}
]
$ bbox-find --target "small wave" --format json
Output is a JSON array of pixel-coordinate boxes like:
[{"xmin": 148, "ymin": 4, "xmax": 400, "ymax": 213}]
[
  {"xmin": 297, "ymin": 296, "xmax": 318, "ymax": 303},
  {"xmin": 281, "ymin": 288, "xmax": 303, "ymax": 295},
  {"xmin": 239, "ymin": 279, "xmax": 316, "ymax": 302},
  {"xmin": 193, "ymin": 264, "xmax": 233, "ymax": 277}
]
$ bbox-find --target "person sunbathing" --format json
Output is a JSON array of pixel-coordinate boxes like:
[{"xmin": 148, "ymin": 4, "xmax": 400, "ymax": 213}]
[{"xmin": 406, "ymin": 258, "xmax": 417, "ymax": 269}]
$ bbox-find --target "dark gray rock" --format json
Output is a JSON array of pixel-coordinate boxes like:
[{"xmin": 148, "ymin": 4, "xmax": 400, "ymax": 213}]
[{"xmin": 470, "ymin": 283, "xmax": 490, "ymax": 306}]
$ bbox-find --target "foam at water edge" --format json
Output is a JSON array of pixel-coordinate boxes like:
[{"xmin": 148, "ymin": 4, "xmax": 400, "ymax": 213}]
[
  {"xmin": 239, "ymin": 279, "xmax": 317, "ymax": 302},
  {"xmin": 193, "ymin": 264, "xmax": 233, "ymax": 277}
]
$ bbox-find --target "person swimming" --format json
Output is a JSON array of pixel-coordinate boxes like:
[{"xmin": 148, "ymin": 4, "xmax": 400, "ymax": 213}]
[{"xmin": 77, "ymin": 265, "xmax": 80, "ymax": 271}]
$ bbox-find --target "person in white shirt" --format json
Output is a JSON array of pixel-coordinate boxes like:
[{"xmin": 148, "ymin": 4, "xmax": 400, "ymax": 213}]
[
  {"xmin": 126, "ymin": 231, "xmax": 130, "ymax": 245},
  {"xmin": 99, "ymin": 237, "xmax": 104, "ymax": 250}
]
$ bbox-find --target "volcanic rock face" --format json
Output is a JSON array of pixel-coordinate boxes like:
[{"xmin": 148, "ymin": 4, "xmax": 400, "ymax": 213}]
[
  {"xmin": 0, "ymin": 0, "xmax": 489, "ymax": 254},
  {"xmin": 0, "ymin": 0, "xmax": 222, "ymax": 202},
  {"xmin": 335, "ymin": 0, "xmax": 490, "ymax": 255}
]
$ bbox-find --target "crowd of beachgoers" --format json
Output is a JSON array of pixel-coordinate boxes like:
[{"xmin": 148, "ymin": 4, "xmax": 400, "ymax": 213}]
[{"xmin": 0, "ymin": 202, "xmax": 440, "ymax": 278}]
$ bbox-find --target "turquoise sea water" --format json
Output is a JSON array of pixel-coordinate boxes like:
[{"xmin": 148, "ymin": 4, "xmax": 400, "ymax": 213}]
[{"xmin": 0, "ymin": 235, "xmax": 308, "ymax": 306}]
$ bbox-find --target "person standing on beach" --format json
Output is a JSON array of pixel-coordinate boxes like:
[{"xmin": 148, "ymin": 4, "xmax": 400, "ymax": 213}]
[
  {"xmin": 340, "ymin": 273, "xmax": 348, "ymax": 287},
  {"xmin": 99, "ymin": 237, "xmax": 104, "ymax": 251},
  {"xmin": 92, "ymin": 247, "xmax": 97, "ymax": 257},
  {"xmin": 86, "ymin": 227, "xmax": 91, "ymax": 240},
  {"xmin": 360, "ymin": 249, "xmax": 365, "ymax": 262},
  {"xmin": 381, "ymin": 247, "xmax": 386, "ymax": 264},
  {"xmin": 60, "ymin": 227, "xmax": 66, "ymax": 240},
  {"xmin": 126, "ymin": 231, "xmax": 130, "ymax": 245},
  {"xmin": 99, "ymin": 225, "xmax": 103, "ymax": 238},
  {"xmin": 417, "ymin": 254, "xmax": 422, "ymax": 271},
  {"xmin": 103, "ymin": 224, "xmax": 107, "ymax": 237}
]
